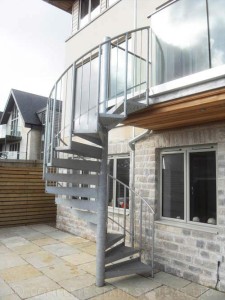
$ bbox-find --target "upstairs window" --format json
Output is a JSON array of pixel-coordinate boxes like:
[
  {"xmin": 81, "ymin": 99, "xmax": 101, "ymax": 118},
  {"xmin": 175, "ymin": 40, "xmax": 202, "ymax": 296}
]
[
  {"xmin": 80, "ymin": 0, "xmax": 100, "ymax": 28},
  {"xmin": 11, "ymin": 105, "xmax": 19, "ymax": 136},
  {"xmin": 160, "ymin": 146, "xmax": 217, "ymax": 226}
]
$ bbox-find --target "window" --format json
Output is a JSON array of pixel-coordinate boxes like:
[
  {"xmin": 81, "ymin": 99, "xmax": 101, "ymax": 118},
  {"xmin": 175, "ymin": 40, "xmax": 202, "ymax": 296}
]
[
  {"xmin": 80, "ymin": 0, "xmax": 100, "ymax": 28},
  {"xmin": 160, "ymin": 146, "xmax": 217, "ymax": 226},
  {"xmin": 107, "ymin": 0, "xmax": 118, "ymax": 7},
  {"xmin": 11, "ymin": 105, "xmax": 20, "ymax": 136},
  {"xmin": 108, "ymin": 156, "xmax": 130, "ymax": 209}
]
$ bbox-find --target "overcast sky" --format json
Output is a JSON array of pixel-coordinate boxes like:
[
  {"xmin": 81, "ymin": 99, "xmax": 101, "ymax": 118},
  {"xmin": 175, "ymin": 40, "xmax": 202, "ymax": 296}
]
[{"xmin": 0, "ymin": 0, "xmax": 71, "ymax": 111}]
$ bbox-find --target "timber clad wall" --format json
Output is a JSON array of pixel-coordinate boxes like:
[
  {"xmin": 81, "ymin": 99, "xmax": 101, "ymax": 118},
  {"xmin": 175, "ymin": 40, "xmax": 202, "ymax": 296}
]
[{"xmin": 0, "ymin": 161, "xmax": 56, "ymax": 227}]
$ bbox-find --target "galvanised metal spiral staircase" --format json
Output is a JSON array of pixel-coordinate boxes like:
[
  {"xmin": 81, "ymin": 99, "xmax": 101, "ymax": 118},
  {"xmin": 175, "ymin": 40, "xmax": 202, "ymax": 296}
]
[{"xmin": 44, "ymin": 26, "xmax": 155, "ymax": 286}]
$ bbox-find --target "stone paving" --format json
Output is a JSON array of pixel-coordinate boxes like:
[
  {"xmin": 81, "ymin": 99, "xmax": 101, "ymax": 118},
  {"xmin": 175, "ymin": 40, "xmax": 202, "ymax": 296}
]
[{"xmin": 0, "ymin": 224, "xmax": 224, "ymax": 300}]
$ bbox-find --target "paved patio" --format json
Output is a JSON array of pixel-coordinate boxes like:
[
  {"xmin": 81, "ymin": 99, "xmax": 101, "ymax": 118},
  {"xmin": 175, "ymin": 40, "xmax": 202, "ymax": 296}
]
[{"xmin": 0, "ymin": 224, "xmax": 224, "ymax": 300}]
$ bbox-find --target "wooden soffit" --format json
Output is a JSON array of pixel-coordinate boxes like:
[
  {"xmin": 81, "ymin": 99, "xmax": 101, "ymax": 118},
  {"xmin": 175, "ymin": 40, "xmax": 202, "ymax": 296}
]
[
  {"xmin": 43, "ymin": 0, "xmax": 73, "ymax": 13},
  {"xmin": 124, "ymin": 87, "xmax": 225, "ymax": 130}
]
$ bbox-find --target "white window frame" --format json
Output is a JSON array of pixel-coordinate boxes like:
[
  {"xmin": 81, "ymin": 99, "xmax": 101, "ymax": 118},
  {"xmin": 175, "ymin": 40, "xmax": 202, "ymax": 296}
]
[
  {"xmin": 108, "ymin": 154, "xmax": 130, "ymax": 213},
  {"xmin": 160, "ymin": 145, "xmax": 217, "ymax": 228},
  {"xmin": 79, "ymin": 0, "xmax": 101, "ymax": 28}
]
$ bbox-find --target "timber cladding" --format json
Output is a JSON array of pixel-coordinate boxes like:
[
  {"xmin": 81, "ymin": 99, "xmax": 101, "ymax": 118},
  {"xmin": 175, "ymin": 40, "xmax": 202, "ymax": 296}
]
[{"xmin": 0, "ymin": 161, "xmax": 56, "ymax": 227}]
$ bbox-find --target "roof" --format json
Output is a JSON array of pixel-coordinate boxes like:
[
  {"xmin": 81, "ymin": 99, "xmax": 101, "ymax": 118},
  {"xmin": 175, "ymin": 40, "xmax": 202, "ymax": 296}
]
[
  {"xmin": 1, "ymin": 89, "xmax": 48, "ymax": 127},
  {"xmin": 43, "ymin": 0, "xmax": 73, "ymax": 13}
]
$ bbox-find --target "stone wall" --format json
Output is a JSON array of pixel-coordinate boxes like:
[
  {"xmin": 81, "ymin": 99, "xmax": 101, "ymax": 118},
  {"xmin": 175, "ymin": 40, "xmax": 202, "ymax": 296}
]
[{"xmin": 135, "ymin": 122, "xmax": 225, "ymax": 291}]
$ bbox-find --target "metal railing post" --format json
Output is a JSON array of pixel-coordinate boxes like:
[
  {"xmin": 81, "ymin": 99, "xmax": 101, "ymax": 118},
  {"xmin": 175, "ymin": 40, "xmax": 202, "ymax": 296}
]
[
  {"xmin": 124, "ymin": 33, "xmax": 128, "ymax": 116},
  {"xmin": 50, "ymin": 84, "xmax": 57, "ymax": 165},
  {"xmin": 100, "ymin": 37, "xmax": 110, "ymax": 113},
  {"xmin": 96, "ymin": 129, "xmax": 108, "ymax": 287},
  {"xmin": 146, "ymin": 28, "xmax": 150, "ymax": 106},
  {"xmin": 70, "ymin": 63, "xmax": 76, "ymax": 143},
  {"xmin": 139, "ymin": 199, "xmax": 143, "ymax": 253},
  {"xmin": 123, "ymin": 188, "xmax": 127, "ymax": 242}
]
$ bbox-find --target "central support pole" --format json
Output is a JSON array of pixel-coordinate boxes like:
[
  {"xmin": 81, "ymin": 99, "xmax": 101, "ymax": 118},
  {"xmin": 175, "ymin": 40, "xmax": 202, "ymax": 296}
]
[{"xmin": 96, "ymin": 129, "xmax": 108, "ymax": 287}]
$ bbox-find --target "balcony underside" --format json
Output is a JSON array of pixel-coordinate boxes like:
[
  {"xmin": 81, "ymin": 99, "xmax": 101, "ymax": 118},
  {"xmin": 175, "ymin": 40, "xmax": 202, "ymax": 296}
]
[
  {"xmin": 124, "ymin": 87, "xmax": 225, "ymax": 131},
  {"xmin": 0, "ymin": 135, "xmax": 22, "ymax": 144}
]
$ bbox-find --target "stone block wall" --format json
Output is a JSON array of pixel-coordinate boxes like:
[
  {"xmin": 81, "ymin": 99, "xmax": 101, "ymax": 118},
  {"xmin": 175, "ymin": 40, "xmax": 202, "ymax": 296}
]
[{"xmin": 135, "ymin": 122, "xmax": 225, "ymax": 291}]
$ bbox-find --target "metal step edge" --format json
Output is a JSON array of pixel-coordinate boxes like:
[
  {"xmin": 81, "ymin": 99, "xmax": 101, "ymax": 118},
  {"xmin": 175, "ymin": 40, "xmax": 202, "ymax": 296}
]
[
  {"xmin": 55, "ymin": 141, "xmax": 102, "ymax": 159},
  {"xmin": 55, "ymin": 198, "xmax": 97, "ymax": 212},
  {"xmin": 51, "ymin": 158, "xmax": 101, "ymax": 172},
  {"xmin": 74, "ymin": 133, "xmax": 103, "ymax": 146},
  {"xmin": 106, "ymin": 233, "xmax": 125, "ymax": 250},
  {"xmin": 105, "ymin": 259, "xmax": 152, "ymax": 279},
  {"xmin": 105, "ymin": 245, "xmax": 139, "ymax": 265},
  {"xmin": 46, "ymin": 186, "xmax": 98, "ymax": 198},
  {"xmin": 44, "ymin": 173, "xmax": 99, "ymax": 186},
  {"xmin": 108, "ymin": 100, "xmax": 146, "ymax": 115}
]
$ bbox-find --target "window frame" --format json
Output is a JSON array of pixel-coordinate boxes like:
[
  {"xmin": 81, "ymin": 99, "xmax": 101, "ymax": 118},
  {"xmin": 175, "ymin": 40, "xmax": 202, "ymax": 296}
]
[
  {"xmin": 160, "ymin": 145, "xmax": 218, "ymax": 228},
  {"xmin": 79, "ymin": 0, "xmax": 101, "ymax": 29},
  {"xmin": 108, "ymin": 154, "xmax": 130, "ymax": 212}
]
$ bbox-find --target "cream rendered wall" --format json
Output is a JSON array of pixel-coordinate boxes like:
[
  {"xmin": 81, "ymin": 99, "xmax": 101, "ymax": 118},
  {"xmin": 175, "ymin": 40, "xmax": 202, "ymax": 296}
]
[
  {"xmin": 28, "ymin": 129, "xmax": 42, "ymax": 160},
  {"xmin": 66, "ymin": 0, "xmax": 165, "ymax": 67}
]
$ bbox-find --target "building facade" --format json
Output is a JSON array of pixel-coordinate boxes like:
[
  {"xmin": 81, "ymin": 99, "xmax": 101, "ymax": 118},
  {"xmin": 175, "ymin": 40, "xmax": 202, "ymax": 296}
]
[
  {"xmin": 0, "ymin": 89, "xmax": 48, "ymax": 160},
  {"xmin": 43, "ymin": 0, "xmax": 225, "ymax": 290}
]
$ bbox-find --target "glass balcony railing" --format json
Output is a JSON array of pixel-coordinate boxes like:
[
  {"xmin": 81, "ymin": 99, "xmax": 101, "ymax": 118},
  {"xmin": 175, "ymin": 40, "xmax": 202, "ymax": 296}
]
[{"xmin": 0, "ymin": 125, "xmax": 21, "ymax": 139}]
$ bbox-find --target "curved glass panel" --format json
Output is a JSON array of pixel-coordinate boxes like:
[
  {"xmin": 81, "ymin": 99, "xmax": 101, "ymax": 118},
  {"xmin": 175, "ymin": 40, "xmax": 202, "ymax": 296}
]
[
  {"xmin": 151, "ymin": 0, "xmax": 209, "ymax": 85},
  {"xmin": 208, "ymin": 0, "xmax": 225, "ymax": 67}
]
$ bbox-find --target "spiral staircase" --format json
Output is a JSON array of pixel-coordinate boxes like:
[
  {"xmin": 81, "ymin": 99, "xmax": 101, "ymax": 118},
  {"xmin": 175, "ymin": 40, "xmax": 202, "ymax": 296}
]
[{"xmin": 44, "ymin": 26, "xmax": 155, "ymax": 286}]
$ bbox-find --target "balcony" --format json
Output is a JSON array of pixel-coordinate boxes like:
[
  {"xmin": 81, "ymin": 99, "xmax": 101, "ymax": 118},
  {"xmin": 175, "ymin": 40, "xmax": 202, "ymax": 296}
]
[{"xmin": 0, "ymin": 125, "xmax": 22, "ymax": 144}]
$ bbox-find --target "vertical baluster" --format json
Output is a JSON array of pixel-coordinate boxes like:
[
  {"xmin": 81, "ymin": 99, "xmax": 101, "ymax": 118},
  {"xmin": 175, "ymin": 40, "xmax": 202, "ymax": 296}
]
[
  {"xmin": 79, "ymin": 58, "xmax": 84, "ymax": 125},
  {"xmin": 87, "ymin": 53, "xmax": 92, "ymax": 126},
  {"xmin": 50, "ymin": 84, "xmax": 57, "ymax": 166},
  {"xmin": 71, "ymin": 63, "xmax": 76, "ymax": 144},
  {"xmin": 139, "ymin": 30, "xmax": 143, "ymax": 96},
  {"xmin": 97, "ymin": 45, "xmax": 102, "ymax": 115},
  {"xmin": 123, "ymin": 187, "xmax": 126, "ymax": 244},
  {"xmin": 152, "ymin": 212, "xmax": 155, "ymax": 277},
  {"xmin": 124, "ymin": 33, "xmax": 128, "ymax": 117},
  {"xmin": 146, "ymin": 28, "xmax": 150, "ymax": 106},
  {"xmin": 139, "ymin": 199, "xmax": 143, "ymax": 254},
  {"xmin": 115, "ymin": 38, "xmax": 119, "ymax": 110}
]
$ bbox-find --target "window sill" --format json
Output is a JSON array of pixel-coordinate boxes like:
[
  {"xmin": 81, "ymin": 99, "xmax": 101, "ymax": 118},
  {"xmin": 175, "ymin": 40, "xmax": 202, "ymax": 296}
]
[{"xmin": 155, "ymin": 219, "xmax": 219, "ymax": 234}]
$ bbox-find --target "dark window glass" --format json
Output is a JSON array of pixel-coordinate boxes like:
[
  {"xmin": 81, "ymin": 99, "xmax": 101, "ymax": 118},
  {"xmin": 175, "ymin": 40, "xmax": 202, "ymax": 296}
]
[
  {"xmin": 162, "ymin": 153, "xmax": 184, "ymax": 219},
  {"xmin": 189, "ymin": 151, "xmax": 216, "ymax": 225},
  {"xmin": 81, "ymin": 0, "xmax": 89, "ymax": 19},
  {"xmin": 151, "ymin": 0, "xmax": 209, "ymax": 85},
  {"xmin": 91, "ymin": 0, "xmax": 100, "ymax": 12},
  {"xmin": 208, "ymin": 0, "xmax": 225, "ymax": 67},
  {"xmin": 116, "ymin": 158, "xmax": 130, "ymax": 208}
]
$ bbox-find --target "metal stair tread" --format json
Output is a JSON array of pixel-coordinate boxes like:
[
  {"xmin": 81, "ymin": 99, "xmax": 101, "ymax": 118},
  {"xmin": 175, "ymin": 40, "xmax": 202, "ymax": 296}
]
[
  {"xmin": 106, "ymin": 233, "xmax": 125, "ymax": 249},
  {"xmin": 74, "ymin": 133, "xmax": 103, "ymax": 146},
  {"xmin": 55, "ymin": 198, "xmax": 97, "ymax": 212},
  {"xmin": 45, "ymin": 173, "xmax": 99, "ymax": 185},
  {"xmin": 51, "ymin": 158, "xmax": 101, "ymax": 172},
  {"xmin": 105, "ymin": 243, "xmax": 139, "ymax": 265},
  {"xmin": 55, "ymin": 141, "xmax": 102, "ymax": 159},
  {"xmin": 46, "ymin": 186, "xmax": 98, "ymax": 198},
  {"xmin": 105, "ymin": 258, "xmax": 152, "ymax": 279}
]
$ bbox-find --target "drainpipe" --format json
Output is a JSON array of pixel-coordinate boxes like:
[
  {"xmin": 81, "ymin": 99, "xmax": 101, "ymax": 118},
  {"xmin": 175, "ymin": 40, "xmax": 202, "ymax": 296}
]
[
  {"xmin": 128, "ymin": 129, "xmax": 152, "ymax": 247},
  {"xmin": 26, "ymin": 127, "xmax": 32, "ymax": 160}
]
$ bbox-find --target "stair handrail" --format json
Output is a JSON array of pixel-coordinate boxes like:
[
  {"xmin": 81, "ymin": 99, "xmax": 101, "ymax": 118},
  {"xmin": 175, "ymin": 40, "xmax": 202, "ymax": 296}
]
[{"xmin": 107, "ymin": 173, "xmax": 154, "ymax": 265}]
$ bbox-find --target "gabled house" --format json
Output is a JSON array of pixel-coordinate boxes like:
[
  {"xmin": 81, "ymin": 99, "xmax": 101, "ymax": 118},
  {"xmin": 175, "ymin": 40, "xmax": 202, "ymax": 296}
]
[
  {"xmin": 43, "ymin": 0, "xmax": 225, "ymax": 292},
  {"xmin": 0, "ymin": 89, "xmax": 48, "ymax": 160}
]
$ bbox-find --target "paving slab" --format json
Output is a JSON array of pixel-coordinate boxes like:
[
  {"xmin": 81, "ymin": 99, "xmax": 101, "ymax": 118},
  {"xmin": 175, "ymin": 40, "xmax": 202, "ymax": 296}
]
[
  {"xmin": 45, "ymin": 230, "xmax": 73, "ymax": 241},
  {"xmin": 28, "ymin": 224, "xmax": 57, "ymax": 234},
  {"xmin": 0, "ymin": 279, "xmax": 14, "ymax": 297},
  {"xmin": 180, "ymin": 282, "xmax": 209, "ymax": 298},
  {"xmin": 22, "ymin": 251, "xmax": 63, "ymax": 268},
  {"xmin": 39, "ymin": 262, "xmax": 85, "ymax": 282},
  {"xmin": 1, "ymin": 237, "xmax": 30, "ymax": 249},
  {"xmin": 62, "ymin": 236, "xmax": 91, "ymax": 246},
  {"xmin": 0, "ymin": 294, "xmax": 22, "ymax": 300},
  {"xmin": 58, "ymin": 274, "xmax": 95, "ymax": 292},
  {"xmin": 78, "ymin": 260, "xmax": 96, "ymax": 276},
  {"xmin": 9, "ymin": 275, "xmax": 60, "ymax": 299},
  {"xmin": 107, "ymin": 275, "xmax": 162, "ymax": 297},
  {"xmin": 26, "ymin": 289, "xmax": 78, "ymax": 300},
  {"xmin": 13, "ymin": 243, "xmax": 41, "ymax": 255},
  {"xmin": 199, "ymin": 289, "xmax": 225, "ymax": 300},
  {"xmin": 81, "ymin": 244, "xmax": 96, "ymax": 256},
  {"xmin": 32, "ymin": 237, "xmax": 60, "ymax": 247},
  {"xmin": 91, "ymin": 289, "xmax": 136, "ymax": 300},
  {"xmin": 0, "ymin": 244, "xmax": 13, "ymax": 255},
  {"xmin": 0, "ymin": 253, "xmax": 27, "ymax": 270},
  {"xmin": 139, "ymin": 286, "xmax": 196, "ymax": 300},
  {"xmin": 62, "ymin": 252, "xmax": 95, "ymax": 266},
  {"xmin": 0, "ymin": 264, "xmax": 41, "ymax": 283},
  {"xmin": 72, "ymin": 283, "xmax": 115, "ymax": 300},
  {"xmin": 43, "ymin": 243, "xmax": 80, "ymax": 257},
  {"xmin": 154, "ymin": 272, "xmax": 190, "ymax": 289}
]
